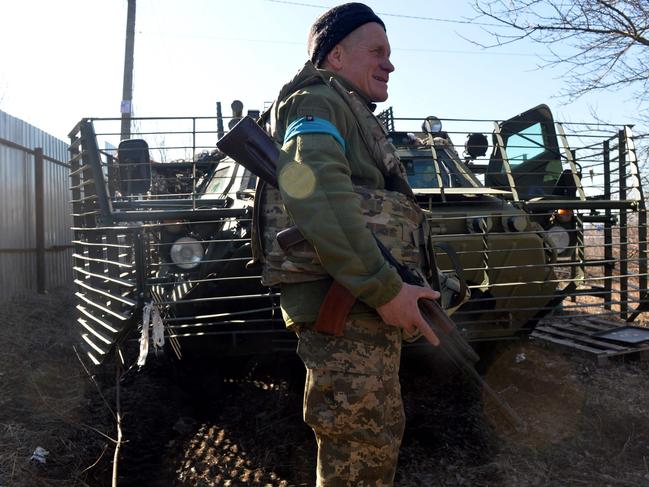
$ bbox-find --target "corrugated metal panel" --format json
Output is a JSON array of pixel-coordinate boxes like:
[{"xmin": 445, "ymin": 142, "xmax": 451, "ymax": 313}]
[{"xmin": 0, "ymin": 110, "xmax": 72, "ymax": 300}]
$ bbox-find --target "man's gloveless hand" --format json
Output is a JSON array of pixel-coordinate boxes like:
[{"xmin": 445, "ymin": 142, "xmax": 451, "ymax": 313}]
[{"xmin": 376, "ymin": 283, "xmax": 441, "ymax": 346}]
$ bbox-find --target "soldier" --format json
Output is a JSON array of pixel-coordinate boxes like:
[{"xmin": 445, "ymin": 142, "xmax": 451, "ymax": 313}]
[{"xmin": 259, "ymin": 3, "xmax": 441, "ymax": 485}]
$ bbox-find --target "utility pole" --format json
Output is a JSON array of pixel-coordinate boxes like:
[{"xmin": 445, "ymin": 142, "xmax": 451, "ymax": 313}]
[{"xmin": 120, "ymin": 0, "xmax": 136, "ymax": 140}]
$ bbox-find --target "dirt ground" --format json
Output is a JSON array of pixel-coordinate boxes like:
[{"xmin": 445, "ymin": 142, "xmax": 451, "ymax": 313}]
[{"xmin": 2, "ymin": 288, "xmax": 649, "ymax": 487}]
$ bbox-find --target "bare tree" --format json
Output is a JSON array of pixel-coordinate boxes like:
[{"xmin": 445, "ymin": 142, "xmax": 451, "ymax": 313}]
[{"xmin": 472, "ymin": 1, "xmax": 649, "ymax": 102}]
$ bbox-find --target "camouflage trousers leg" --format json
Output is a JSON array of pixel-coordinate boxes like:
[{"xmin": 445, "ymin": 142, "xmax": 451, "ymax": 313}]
[{"xmin": 295, "ymin": 318, "xmax": 405, "ymax": 487}]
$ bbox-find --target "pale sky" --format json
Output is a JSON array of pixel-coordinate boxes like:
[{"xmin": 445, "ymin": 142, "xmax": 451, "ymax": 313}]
[{"xmin": 0, "ymin": 0, "xmax": 640, "ymax": 143}]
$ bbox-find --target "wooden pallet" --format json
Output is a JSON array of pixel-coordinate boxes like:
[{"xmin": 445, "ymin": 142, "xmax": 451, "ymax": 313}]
[{"xmin": 531, "ymin": 316, "xmax": 649, "ymax": 366}]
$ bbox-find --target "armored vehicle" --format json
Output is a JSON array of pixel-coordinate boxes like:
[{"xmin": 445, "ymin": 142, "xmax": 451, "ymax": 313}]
[{"xmin": 68, "ymin": 103, "xmax": 647, "ymax": 369}]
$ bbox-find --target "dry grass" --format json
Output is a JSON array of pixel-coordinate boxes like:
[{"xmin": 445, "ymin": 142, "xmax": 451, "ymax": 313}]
[
  {"xmin": 3, "ymin": 289, "xmax": 649, "ymax": 486},
  {"xmin": 0, "ymin": 289, "xmax": 107, "ymax": 487},
  {"xmin": 553, "ymin": 219, "xmax": 649, "ymax": 325},
  {"xmin": 397, "ymin": 341, "xmax": 649, "ymax": 487},
  {"xmin": 482, "ymin": 342, "xmax": 649, "ymax": 486}
]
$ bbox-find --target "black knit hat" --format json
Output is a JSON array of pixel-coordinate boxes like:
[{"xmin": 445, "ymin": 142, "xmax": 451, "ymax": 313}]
[{"xmin": 308, "ymin": 3, "xmax": 385, "ymax": 68}]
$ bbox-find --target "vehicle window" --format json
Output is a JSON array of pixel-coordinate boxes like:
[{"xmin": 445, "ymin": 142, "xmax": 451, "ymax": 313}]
[
  {"xmin": 404, "ymin": 152, "xmax": 481, "ymax": 189},
  {"xmin": 505, "ymin": 122, "xmax": 545, "ymax": 166},
  {"xmin": 404, "ymin": 159, "xmax": 440, "ymax": 188},
  {"xmin": 203, "ymin": 163, "xmax": 236, "ymax": 197}
]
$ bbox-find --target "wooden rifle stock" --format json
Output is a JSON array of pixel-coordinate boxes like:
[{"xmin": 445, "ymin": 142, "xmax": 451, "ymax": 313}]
[{"xmin": 216, "ymin": 116, "xmax": 279, "ymax": 188}]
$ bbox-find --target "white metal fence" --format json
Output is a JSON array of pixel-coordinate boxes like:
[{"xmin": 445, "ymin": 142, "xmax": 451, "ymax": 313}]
[{"xmin": 0, "ymin": 110, "xmax": 73, "ymax": 300}]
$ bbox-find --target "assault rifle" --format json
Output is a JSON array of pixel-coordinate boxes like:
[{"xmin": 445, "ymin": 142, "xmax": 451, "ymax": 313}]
[{"xmin": 217, "ymin": 116, "xmax": 526, "ymax": 431}]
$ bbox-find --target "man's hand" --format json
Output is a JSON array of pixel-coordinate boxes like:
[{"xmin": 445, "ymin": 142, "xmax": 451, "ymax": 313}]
[{"xmin": 376, "ymin": 283, "xmax": 441, "ymax": 346}]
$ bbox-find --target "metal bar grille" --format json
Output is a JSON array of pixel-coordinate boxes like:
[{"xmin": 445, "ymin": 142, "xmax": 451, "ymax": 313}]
[{"xmin": 68, "ymin": 114, "xmax": 648, "ymax": 368}]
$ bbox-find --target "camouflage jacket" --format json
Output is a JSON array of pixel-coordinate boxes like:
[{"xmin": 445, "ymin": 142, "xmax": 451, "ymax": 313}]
[{"xmin": 265, "ymin": 61, "xmax": 421, "ymax": 326}]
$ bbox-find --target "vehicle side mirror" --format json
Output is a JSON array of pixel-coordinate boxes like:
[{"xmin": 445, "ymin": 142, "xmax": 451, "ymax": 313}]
[{"xmin": 118, "ymin": 139, "xmax": 151, "ymax": 195}]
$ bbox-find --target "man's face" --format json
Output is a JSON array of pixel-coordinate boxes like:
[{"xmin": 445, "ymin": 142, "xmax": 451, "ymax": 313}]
[{"xmin": 334, "ymin": 22, "xmax": 394, "ymax": 102}]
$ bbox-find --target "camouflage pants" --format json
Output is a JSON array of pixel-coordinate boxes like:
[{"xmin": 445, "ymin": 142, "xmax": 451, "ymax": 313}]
[{"xmin": 295, "ymin": 318, "xmax": 405, "ymax": 486}]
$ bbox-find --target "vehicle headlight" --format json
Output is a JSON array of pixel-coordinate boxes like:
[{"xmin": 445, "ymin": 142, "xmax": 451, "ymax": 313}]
[
  {"xmin": 546, "ymin": 225, "xmax": 570, "ymax": 254},
  {"xmin": 555, "ymin": 209, "xmax": 574, "ymax": 224},
  {"xmin": 422, "ymin": 116, "xmax": 442, "ymax": 134},
  {"xmin": 503, "ymin": 214, "xmax": 528, "ymax": 232},
  {"xmin": 170, "ymin": 236, "xmax": 204, "ymax": 270}
]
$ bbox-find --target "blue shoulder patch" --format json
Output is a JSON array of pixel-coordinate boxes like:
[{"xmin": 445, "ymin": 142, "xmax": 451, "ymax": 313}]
[{"xmin": 284, "ymin": 116, "xmax": 346, "ymax": 151}]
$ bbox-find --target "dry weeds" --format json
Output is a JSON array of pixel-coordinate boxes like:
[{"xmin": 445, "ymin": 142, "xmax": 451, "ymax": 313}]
[
  {"xmin": 2, "ymin": 289, "xmax": 649, "ymax": 486},
  {"xmin": 0, "ymin": 289, "xmax": 104, "ymax": 487}
]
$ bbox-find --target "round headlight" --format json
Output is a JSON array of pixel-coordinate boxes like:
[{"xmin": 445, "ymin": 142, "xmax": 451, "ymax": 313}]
[
  {"xmin": 465, "ymin": 132, "xmax": 489, "ymax": 159},
  {"xmin": 546, "ymin": 225, "xmax": 570, "ymax": 254},
  {"xmin": 504, "ymin": 214, "xmax": 528, "ymax": 232},
  {"xmin": 422, "ymin": 116, "xmax": 442, "ymax": 134},
  {"xmin": 170, "ymin": 237, "xmax": 204, "ymax": 270}
]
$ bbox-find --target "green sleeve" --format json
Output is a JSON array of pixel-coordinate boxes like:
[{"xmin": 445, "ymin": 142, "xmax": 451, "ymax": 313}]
[{"xmin": 275, "ymin": 89, "xmax": 402, "ymax": 308}]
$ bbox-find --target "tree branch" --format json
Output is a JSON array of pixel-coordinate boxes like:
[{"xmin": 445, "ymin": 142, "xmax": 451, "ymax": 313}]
[{"xmin": 472, "ymin": 0, "xmax": 649, "ymax": 100}]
